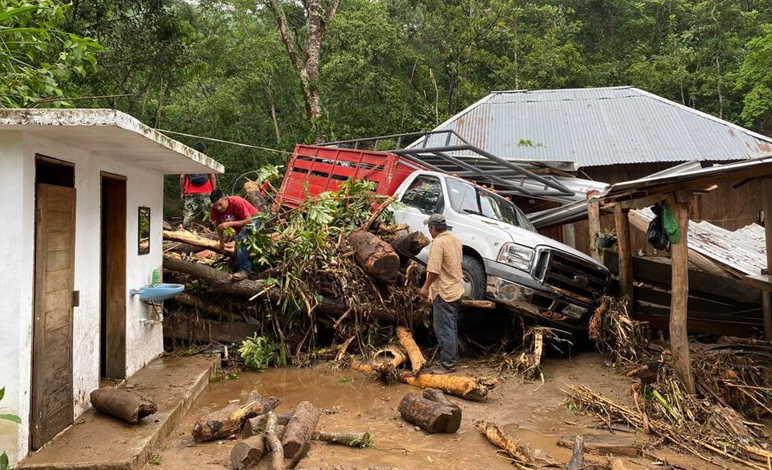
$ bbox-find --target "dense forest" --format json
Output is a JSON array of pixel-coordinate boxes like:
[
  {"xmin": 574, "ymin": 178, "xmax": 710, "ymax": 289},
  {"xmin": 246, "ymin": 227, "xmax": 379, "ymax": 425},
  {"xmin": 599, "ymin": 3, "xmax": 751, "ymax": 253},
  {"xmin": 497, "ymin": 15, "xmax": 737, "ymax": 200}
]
[{"xmin": 2, "ymin": 0, "xmax": 771, "ymax": 203}]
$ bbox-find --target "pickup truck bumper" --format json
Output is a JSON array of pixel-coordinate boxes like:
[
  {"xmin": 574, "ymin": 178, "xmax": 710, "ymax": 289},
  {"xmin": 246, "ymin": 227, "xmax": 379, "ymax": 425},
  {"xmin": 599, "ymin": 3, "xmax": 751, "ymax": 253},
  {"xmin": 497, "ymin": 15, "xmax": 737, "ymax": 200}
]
[{"xmin": 483, "ymin": 258, "xmax": 595, "ymax": 326}]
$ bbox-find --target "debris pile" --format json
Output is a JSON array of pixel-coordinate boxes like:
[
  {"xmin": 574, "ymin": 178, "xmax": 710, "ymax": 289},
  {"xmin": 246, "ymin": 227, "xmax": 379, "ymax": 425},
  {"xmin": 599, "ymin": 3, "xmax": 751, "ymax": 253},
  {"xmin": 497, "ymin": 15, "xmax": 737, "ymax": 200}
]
[
  {"xmin": 567, "ymin": 297, "xmax": 772, "ymax": 468},
  {"xmin": 163, "ymin": 179, "xmax": 429, "ymax": 364}
]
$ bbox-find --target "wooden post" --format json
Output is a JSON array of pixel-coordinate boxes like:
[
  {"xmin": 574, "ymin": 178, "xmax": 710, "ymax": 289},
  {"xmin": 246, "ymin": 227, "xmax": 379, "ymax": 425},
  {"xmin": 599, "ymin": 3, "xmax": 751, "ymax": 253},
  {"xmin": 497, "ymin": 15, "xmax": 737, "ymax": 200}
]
[
  {"xmin": 669, "ymin": 194, "xmax": 695, "ymax": 394},
  {"xmin": 588, "ymin": 197, "xmax": 602, "ymax": 262},
  {"xmin": 763, "ymin": 179, "xmax": 772, "ymax": 341},
  {"xmin": 613, "ymin": 205, "xmax": 633, "ymax": 302}
]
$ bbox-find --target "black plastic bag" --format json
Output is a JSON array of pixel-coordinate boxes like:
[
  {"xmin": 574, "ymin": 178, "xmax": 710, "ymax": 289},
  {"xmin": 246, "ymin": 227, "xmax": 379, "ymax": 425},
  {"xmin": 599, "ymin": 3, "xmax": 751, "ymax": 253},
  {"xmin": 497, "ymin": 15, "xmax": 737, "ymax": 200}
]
[{"xmin": 647, "ymin": 202, "xmax": 671, "ymax": 251}]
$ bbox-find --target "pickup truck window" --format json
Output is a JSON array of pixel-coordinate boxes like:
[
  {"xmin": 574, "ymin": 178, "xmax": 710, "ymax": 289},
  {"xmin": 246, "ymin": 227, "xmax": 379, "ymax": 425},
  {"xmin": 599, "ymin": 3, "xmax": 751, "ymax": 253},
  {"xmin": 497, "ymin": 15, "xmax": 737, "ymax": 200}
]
[
  {"xmin": 447, "ymin": 177, "xmax": 535, "ymax": 231},
  {"xmin": 401, "ymin": 176, "xmax": 444, "ymax": 214}
]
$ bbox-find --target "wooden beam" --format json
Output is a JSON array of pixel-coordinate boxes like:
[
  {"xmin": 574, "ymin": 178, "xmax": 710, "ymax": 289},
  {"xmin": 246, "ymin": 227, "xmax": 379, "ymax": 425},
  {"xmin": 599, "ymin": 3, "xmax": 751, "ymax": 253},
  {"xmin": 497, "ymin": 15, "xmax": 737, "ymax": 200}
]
[
  {"xmin": 614, "ymin": 205, "xmax": 633, "ymax": 302},
  {"xmin": 763, "ymin": 178, "xmax": 772, "ymax": 341},
  {"xmin": 588, "ymin": 197, "xmax": 602, "ymax": 262},
  {"xmin": 668, "ymin": 194, "xmax": 695, "ymax": 394}
]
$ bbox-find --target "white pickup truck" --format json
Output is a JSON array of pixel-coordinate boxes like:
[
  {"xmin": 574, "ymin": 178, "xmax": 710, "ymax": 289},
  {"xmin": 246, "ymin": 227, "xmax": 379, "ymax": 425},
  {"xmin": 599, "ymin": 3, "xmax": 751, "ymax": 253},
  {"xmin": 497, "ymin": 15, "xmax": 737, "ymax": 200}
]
[{"xmin": 391, "ymin": 170, "xmax": 611, "ymax": 329}]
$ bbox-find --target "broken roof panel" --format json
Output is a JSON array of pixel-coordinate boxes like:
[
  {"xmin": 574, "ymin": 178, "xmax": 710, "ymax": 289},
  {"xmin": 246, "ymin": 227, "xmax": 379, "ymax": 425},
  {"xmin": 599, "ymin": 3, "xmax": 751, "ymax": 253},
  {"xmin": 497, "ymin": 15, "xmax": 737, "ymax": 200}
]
[
  {"xmin": 634, "ymin": 209, "xmax": 766, "ymax": 277},
  {"xmin": 409, "ymin": 87, "xmax": 772, "ymax": 167}
]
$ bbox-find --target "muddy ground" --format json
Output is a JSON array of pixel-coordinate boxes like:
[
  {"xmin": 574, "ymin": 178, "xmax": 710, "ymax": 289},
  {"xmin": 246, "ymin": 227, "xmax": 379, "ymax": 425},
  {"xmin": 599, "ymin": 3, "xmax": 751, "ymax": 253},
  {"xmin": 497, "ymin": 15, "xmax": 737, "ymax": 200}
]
[{"xmin": 144, "ymin": 351, "xmax": 767, "ymax": 470}]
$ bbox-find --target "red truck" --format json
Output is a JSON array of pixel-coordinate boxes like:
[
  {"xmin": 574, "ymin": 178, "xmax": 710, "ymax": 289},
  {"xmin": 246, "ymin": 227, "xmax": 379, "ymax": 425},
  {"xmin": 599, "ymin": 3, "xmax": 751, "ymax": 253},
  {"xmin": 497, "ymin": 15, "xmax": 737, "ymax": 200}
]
[
  {"xmin": 275, "ymin": 144, "xmax": 610, "ymax": 329},
  {"xmin": 274, "ymin": 144, "xmax": 427, "ymax": 208}
]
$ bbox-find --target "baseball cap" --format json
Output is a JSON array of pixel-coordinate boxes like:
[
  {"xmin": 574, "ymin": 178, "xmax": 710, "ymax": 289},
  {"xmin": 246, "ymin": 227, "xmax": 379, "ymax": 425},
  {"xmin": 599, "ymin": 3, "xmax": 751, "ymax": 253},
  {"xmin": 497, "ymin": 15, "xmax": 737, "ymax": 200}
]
[{"xmin": 425, "ymin": 213, "xmax": 447, "ymax": 226}]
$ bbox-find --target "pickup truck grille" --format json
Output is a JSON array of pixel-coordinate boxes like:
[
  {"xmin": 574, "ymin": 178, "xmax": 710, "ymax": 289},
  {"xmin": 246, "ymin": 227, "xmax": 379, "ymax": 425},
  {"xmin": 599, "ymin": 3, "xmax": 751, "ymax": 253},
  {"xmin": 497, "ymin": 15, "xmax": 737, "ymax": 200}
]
[{"xmin": 534, "ymin": 249, "xmax": 609, "ymax": 304}]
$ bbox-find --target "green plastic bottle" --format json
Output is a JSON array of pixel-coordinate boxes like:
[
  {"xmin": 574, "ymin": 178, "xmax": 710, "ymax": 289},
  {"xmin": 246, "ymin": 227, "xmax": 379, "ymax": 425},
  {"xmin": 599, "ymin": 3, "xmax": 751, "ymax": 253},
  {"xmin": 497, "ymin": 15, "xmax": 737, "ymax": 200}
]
[{"xmin": 151, "ymin": 267, "xmax": 161, "ymax": 286}]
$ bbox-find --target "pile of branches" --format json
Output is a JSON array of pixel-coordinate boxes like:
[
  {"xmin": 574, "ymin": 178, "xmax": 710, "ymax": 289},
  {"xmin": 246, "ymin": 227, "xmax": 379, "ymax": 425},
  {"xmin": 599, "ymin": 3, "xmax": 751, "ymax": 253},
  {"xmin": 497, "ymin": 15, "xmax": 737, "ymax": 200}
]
[
  {"xmin": 163, "ymin": 179, "xmax": 430, "ymax": 364},
  {"xmin": 567, "ymin": 296, "xmax": 772, "ymax": 468}
]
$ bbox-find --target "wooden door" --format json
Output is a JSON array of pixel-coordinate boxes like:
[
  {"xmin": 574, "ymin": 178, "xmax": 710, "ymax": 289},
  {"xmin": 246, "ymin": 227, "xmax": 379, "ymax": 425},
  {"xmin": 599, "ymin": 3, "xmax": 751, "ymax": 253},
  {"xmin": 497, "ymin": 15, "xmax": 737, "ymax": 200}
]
[{"xmin": 31, "ymin": 184, "xmax": 76, "ymax": 450}]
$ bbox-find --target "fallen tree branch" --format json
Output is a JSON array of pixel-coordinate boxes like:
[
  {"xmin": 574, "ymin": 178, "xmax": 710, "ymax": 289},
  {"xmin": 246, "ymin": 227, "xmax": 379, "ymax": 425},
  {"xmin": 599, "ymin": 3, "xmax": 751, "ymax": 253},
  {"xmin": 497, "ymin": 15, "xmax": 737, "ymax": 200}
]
[
  {"xmin": 313, "ymin": 431, "xmax": 372, "ymax": 447},
  {"xmin": 265, "ymin": 411, "xmax": 285, "ymax": 470},
  {"xmin": 163, "ymin": 230, "xmax": 234, "ymax": 256},
  {"xmin": 396, "ymin": 326, "xmax": 426, "ymax": 374}
]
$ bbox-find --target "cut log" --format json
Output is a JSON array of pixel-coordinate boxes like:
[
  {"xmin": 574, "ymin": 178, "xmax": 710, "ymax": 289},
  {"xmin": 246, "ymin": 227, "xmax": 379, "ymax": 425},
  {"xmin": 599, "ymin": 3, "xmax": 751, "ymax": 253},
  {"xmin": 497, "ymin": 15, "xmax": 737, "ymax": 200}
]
[
  {"xmin": 557, "ymin": 434, "xmax": 640, "ymax": 457},
  {"xmin": 89, "ymin": 389, "xmax": 157, "ymax": 424},
  {"xmin": 396, "ymin": 326, "xmax": 426, "ymax": 374},
  {"xmin": 313, "ymin": 431, "xmax": 372, "ymax": 447},
  {"xmin": 282, "ymin": 401, "xmax": 321, "ymax": 459},
  {"xmin": 193, "ymin": 394, "xmax": 280, "ymax": 442},
  {"xmin": 400, "ymin": 372, "xmax": 491, "ymax": 401},
  {"xmin": 347, "ymin": 229, "xmax": 401, "ymax": 281},
  {"xmin": 265, "ymin": 412, "xmax": 285, "ymax": 470},
  {"xmin": 390, "ymin": 231, "xmax": 429, "ymax": 259},
  {"xmin": 241, "ymin": 413, "xmax": 293, "ymax": 438},
  {"xmin": 231, "ymin": 435, "xmax": 266, "ymax": 470},
  {"xmin": 372, "ymin": 345, "xmax": 407, "ymax": 369},
  {"xmin": 564, "ymin": 435, "xmax": 584, "ymax": 470},
  {"xmin": 164, "ymin": 230, "xmax": 235, "ymax": 256},
  {"xmin": 398, "ymin": 392, "xmax": 461, "ymax": 433}
]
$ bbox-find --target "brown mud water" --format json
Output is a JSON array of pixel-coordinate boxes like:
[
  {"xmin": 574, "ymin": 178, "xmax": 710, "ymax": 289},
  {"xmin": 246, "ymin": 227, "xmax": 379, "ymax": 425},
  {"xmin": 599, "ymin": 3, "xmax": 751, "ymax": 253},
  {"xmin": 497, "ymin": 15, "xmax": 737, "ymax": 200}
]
[{"xmin": 144, "ymin": 353, "xmax": 764, "ymax": 470}]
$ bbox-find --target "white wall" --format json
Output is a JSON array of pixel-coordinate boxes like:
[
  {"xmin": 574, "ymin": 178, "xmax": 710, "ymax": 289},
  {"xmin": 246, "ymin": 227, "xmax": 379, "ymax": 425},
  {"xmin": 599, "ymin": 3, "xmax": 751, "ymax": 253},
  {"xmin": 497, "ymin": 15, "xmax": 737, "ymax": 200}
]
[{"xmin": 0, "ymin": 131, "xmax": 166, "ymax": 466}]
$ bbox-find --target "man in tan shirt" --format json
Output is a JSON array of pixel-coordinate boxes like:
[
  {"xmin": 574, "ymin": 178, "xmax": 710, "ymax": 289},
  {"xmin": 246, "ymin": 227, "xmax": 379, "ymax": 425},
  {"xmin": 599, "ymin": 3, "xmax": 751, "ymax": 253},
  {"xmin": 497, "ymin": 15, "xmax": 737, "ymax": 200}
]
[{"xmin": 419, "ymin": 214, "xmax": 464, "ymax": 372}]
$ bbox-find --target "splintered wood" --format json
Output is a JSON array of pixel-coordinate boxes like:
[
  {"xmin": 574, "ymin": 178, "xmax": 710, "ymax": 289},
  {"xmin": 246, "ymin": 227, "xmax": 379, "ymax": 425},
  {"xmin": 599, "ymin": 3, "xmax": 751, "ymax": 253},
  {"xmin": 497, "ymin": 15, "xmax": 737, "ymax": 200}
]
[
  {"xmin": 475, "ymin": 421, "xmax": 533, "ymax": 469},
  {"xmin": 192, "ymin": 393, "xmax": 279, "ymax": 442}
]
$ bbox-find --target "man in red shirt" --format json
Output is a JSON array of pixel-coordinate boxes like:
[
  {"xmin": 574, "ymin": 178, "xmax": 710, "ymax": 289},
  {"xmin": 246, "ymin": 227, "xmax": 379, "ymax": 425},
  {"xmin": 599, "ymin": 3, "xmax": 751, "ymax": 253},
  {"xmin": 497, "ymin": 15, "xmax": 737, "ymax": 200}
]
[
  {"xmin": 209, "ymin": 189, "xmax": 260, "ymax": 280},
  {"xmin": 180, "ymin": 143, "xmax": 217, "ymax": 229}
]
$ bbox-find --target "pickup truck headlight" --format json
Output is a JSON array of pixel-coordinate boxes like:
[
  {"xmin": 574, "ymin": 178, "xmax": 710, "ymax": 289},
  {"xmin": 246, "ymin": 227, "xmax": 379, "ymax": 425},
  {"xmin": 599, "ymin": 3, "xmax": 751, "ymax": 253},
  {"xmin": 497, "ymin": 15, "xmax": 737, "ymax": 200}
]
[{"xmin": 497, "ymin": 243, "xmax": 534, "ymax": 272}]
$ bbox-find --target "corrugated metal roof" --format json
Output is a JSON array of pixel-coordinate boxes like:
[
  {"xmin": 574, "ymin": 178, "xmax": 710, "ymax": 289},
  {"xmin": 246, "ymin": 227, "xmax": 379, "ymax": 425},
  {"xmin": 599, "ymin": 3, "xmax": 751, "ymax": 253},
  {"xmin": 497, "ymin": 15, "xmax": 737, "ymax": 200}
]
[
  {"xmin": 410, "ymin": 87, "xmax": 772, "ymax": 168},
  {"xmin": 634, "ymin": 209, "xmax": 766, "ymax": 276}
]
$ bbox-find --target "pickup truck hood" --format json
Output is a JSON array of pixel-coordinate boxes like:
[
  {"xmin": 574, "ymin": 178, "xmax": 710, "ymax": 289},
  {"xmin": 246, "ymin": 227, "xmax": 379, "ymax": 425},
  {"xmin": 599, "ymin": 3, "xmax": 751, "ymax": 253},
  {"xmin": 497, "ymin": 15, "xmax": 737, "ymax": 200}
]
[{"xmin": 481, "ymin": 218, "xmax": 602, "ymax": 267}]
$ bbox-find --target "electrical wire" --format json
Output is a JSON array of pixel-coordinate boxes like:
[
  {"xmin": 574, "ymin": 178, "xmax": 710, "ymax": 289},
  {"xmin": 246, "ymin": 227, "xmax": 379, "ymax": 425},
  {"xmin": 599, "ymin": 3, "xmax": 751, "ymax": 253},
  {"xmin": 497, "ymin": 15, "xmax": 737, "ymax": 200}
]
[{"xmin": 155, "ymin": 128, "xmax": 292, "ymax": 155}]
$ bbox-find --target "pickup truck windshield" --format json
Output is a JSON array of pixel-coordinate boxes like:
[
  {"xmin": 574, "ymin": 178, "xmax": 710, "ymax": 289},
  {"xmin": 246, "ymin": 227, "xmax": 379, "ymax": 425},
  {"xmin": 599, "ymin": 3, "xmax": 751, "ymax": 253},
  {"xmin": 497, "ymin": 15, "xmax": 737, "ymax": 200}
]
[{"xmin": 447, "ymin": 178, "xmax": 535, "ymax": 231}]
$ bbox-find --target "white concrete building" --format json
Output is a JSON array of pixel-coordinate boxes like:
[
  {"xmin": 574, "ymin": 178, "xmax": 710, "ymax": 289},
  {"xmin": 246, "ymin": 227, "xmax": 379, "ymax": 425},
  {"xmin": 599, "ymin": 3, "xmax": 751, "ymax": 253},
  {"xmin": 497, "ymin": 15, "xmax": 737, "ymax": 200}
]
[{"xmin": 0, "ymin": 109, "xmax": 223, "ymax": 465}]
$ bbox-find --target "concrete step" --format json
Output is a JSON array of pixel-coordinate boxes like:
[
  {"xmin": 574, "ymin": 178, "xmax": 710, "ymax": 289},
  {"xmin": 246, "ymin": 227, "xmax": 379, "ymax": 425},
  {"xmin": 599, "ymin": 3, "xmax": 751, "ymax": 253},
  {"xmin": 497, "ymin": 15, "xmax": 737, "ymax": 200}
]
[{"xmin": 18, "ymin": 355, "xmax": 217, "ymax": 470}]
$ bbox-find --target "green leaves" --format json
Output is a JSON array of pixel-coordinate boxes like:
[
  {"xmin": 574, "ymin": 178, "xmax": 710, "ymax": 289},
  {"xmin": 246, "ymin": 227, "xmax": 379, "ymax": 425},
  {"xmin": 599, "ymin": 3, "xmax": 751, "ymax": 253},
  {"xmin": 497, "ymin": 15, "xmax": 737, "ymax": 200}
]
[{"xmin": 238, "ymin": 335, "xmax": 277, "ymax": 372}]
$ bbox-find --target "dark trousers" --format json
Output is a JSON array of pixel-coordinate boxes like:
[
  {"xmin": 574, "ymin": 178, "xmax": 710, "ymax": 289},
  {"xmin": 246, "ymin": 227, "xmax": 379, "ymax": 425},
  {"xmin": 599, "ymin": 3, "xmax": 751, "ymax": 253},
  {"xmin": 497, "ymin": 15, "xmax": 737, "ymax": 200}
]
[
  {"xmin": 432, "ymin": 296, "xmax": 460, "ymax": 368},
  {"xmin": 233, "ymin": 218, "xmax": 261, "ymax": 273}
]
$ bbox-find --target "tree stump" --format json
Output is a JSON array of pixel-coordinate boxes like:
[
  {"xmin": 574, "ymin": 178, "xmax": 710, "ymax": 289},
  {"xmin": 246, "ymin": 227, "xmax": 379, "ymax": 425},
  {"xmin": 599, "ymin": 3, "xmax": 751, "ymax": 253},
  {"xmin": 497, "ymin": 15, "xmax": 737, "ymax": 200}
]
[
  {"xmin": 193, "ymin": 394, "xmax": 280, "ymax": 442},
  {"xmin": 89, "ymin": 388, "xmax": 158, "ymax": 424},
  {"xmin": 347, "ymin": 229, "xmax": 401, "ymax": 281},
  {"xmin": 398, "ymin": 389, "xmax": 461, "ymax": 433},
  {"xmin": 231, "ymin": 435, "xmax": 266, "ymax": 470},
  {"xmin": 282, "ymin": 401, "xmax": 321, "ymax": 459}
]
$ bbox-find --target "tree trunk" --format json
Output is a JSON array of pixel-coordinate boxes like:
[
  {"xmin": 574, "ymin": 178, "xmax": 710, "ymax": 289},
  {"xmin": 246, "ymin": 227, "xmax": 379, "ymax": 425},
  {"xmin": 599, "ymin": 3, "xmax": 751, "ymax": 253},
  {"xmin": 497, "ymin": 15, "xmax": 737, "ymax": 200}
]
[
  {"xmin": 398, "ymin": 390, "xmax": 461, "ymax": 433},
  {"xmin": 373, "ymin": 344, "xmax": 407, "ymax": 369},
  {"xmin": 399, "ymin": 371, "xmax": 491, "ymax": 401},
  {"xmin": 163, "ymin": 230, "xmax": 234, "ymax": 256},
  {"xmin": 391, "ymin": 231, "xmax": 429, "ymax": 259},
  {"xmin": 396, "ymin": 326, "xmax": 426, "ymax": 374},
  {"xmin": 265, "ymin": 412, "xmax": 285, "ymax": 470},
  {"xmin": 193, "ymin": 394, "xmax": 280, "ymax": 442},
  {"xmin": 231, "ymin": 435, "xmax": 266, "ymax": 470},
  {"xmin": 170, "ymin": 292, "xmax": 238, "ymax": 320},
  {"xmin": 89, "ymin": 389, "xmax": 157, "ymax": 424},
  {"xmin": 282, "ymin": 401, "xmax": 321, "ymax": 459},
  {"xmin": 347, "ymin": 230, "xmax": 401, "ymax": 281}
]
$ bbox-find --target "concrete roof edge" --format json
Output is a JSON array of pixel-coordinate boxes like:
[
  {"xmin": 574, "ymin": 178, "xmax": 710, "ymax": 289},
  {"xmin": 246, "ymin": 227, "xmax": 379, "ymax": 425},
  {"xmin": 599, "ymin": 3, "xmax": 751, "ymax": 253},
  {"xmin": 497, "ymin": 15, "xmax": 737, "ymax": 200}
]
[{"xmin": 0, "ymin": 108, "xmax": 225, "ymax": 173}]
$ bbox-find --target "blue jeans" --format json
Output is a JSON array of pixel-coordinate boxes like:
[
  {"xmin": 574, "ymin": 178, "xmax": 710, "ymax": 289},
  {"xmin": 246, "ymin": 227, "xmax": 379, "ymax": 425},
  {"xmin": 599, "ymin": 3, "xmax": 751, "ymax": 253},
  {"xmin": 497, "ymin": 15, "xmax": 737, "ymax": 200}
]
[
  {"xmin": 432, "ymin": 296, "xmax": 460, "ymax": 368},
  {"xmin": 233, "ymin": 218, "xmax": 260, "ymax": 273}
]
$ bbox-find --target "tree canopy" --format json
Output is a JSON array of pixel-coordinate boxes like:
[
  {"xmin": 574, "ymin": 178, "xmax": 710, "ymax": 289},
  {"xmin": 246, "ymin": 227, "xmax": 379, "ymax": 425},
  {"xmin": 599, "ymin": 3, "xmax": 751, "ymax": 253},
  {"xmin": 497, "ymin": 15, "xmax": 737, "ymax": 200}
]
[{"xmin": 2, "ymin": 0, "xmax": 770, "ymax": 201}]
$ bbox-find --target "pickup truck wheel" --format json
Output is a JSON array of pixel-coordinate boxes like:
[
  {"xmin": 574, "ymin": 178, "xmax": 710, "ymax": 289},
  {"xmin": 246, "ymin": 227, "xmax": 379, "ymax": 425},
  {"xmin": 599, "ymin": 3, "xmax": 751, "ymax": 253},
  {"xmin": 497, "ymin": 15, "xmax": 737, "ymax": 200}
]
[{"xmin": 462, "ymin": 255, "xmax": 486, "ymax": 300}]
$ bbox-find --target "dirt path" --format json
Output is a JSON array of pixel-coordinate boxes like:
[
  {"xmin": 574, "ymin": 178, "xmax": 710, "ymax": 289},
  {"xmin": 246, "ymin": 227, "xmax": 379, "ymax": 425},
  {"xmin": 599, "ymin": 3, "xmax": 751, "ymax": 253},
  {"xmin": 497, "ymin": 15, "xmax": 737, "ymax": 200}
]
[{"xmin": 147, "ymin": 352, "xmax": 751, "ymax": 469}]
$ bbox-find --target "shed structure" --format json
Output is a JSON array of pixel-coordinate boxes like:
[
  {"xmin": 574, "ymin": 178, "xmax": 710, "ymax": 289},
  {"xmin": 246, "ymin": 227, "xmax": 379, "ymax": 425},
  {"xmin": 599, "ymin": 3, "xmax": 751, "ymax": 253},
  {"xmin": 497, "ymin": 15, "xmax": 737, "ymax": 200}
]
[{"xmin": 0, "ymin": 109, "xmax": 223, "ymax": 466}]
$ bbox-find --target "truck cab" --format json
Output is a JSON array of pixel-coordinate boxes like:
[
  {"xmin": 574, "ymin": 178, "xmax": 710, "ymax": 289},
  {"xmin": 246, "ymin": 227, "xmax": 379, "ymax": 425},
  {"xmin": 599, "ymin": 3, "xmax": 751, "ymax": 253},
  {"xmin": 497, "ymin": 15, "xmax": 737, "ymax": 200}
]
[{"xmin": 392, "ymin": 170, "xmax": 610, "ymax": 328}]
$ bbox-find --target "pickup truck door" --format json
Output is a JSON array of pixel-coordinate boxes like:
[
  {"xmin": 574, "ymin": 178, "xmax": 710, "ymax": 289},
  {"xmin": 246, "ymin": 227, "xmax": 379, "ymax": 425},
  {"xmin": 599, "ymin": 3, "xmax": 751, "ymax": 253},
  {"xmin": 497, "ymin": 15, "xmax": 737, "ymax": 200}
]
[{"xmin": 392, "ymin": 174, "xmax": 446, "ymax": 262}]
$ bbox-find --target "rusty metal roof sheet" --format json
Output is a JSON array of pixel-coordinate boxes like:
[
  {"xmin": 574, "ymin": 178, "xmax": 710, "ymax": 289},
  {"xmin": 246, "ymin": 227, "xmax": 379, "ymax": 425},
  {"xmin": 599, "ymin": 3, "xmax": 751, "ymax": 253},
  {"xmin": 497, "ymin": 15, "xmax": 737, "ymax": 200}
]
[{"xmin": 410, "ymin": 87, "xmax": 772, "ymax": 168}]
